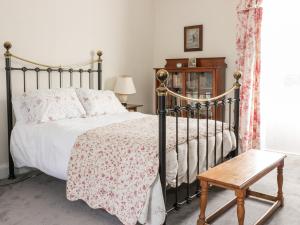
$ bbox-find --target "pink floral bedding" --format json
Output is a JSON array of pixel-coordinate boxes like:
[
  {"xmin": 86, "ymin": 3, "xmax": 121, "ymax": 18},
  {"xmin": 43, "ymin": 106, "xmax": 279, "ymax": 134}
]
[{"xmin": 66, "ymin": 115, "xmax": 227, "ymax": 225}]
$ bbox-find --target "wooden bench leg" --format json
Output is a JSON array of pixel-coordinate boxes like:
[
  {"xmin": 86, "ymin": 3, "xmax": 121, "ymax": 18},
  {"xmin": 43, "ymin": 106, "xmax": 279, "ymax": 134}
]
[
  {"xmin": 197, "ymin": 181, "xmax": 208, "ymax": 225},
  {"xmin": 235, "ymin": 190, "xmax": 245, "ymax": 225},
  {"xmin": 277, "ymin": 161, "xmax": 284, "ymax": 206}
]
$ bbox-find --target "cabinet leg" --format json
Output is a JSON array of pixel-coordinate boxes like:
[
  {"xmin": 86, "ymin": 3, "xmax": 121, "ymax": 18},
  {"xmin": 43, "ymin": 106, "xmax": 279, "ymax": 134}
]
[
  {"xmin": 197, "ymin": 181, "xmax": 208, "ymax": 225},
  {"xmin": 235, "ymin": 190, "xmax": 245, "ymax": 225},
  {"xmin": 277, "ymin": 161, "xmax": 284, "ymax": 206}
]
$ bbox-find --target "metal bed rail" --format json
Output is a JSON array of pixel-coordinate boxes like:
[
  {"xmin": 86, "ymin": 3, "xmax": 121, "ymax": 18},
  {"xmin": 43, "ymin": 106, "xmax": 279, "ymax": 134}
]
[{"xmin": 156, "ymin": 69, "xmax": 241, "ymax": 223}]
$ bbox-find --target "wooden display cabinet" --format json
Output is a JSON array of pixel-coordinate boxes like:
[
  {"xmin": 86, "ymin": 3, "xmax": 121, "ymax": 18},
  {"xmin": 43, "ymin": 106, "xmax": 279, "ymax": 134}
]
[{"xmin": 155, "ymin": 57, "xmax": 227, "ymax": 120}]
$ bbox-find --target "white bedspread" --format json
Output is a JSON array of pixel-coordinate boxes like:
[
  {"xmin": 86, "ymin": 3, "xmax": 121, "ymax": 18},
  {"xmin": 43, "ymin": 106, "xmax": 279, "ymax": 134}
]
[{"xmin": 10, "ymin": 112, "xmax": 236, "ymax": 225}]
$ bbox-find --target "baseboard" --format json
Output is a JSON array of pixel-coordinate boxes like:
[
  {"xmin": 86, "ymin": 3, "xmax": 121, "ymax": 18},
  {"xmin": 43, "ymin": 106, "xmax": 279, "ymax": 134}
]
[
  {"xmin": 0, "ymin": 163, "xmax": 33, "ymax": 180},
  {"xmin": 0, "ymin": 163, "xmax": 9, "ymax": 179}
]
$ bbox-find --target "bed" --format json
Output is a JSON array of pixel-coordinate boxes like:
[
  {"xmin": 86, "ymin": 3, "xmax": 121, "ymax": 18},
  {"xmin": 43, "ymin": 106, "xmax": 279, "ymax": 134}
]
[
  {"xmin": 11, "ymin": 112, "xmax": 236, "ymax": 185},
  {"xmin": 4, "ymin": 42, "xmax": 241, "ymax": 225}
]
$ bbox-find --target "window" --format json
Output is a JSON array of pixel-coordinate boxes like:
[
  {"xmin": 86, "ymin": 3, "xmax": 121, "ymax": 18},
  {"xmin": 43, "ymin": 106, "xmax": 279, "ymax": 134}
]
[{"xmin": 261, "ymin": 0, "xmax": 300, "ymax": 154}]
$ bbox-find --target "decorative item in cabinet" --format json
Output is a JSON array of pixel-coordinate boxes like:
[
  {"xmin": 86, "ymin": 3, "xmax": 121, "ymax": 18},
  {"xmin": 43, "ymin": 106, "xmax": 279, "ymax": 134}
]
[{"xmin": 154, "ymin": 57, "xmax": 227, "ymax": 120}]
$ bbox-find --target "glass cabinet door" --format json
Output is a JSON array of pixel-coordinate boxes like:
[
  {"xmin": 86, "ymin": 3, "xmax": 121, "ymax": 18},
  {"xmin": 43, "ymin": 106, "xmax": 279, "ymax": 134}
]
[
  {"xmin": 186, "ymin": 72, "xmax": 198, "ymax": 106},
  {"xmin": 199, "ymin": 72, "xmax": 213, "ymax": 98},
  {"xmin": 157, "ymin": 70, "xmax": 215, "ymax": 118},
  {"xmin": 166, "ymin": 72, "xmax": 184, "ymax": 108},
  {"xmin": 186, "ymin": 72, "xmax": 213, "ymax": 103},
  {"xmin": 186, "ymin": 72, "xmax": 213, "ymax": 118}
]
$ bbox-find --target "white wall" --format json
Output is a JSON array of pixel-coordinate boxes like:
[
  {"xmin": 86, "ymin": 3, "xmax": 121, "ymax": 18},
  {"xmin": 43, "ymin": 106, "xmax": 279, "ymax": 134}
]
[
  {"xmin": 0, "ymin": 0, "xmax": 154, "ymax": 178},
  {"xmin": 153, "ymin": 0, "xmax": 238, "ymax": 91}
]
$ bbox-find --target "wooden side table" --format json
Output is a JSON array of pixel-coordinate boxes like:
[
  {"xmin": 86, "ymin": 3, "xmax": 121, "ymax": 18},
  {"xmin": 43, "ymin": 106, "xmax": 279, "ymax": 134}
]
[
  {"xmin": 197, "ymin": 150, "xmax": 286, "ymax": 225},
  {"xmin": 125, "ymin": 104, "xmax": 143, "ymax": 112}
]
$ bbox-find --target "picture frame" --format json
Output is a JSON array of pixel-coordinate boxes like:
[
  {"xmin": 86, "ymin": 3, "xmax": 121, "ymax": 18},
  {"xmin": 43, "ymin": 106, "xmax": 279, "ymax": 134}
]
[
  {"xmin": 184, "ymin": 25, "xmax": 203, "ymax": 52},
  {"xmin": 188, "ymin": 58, "xmax": 197, "ymax": 67}
]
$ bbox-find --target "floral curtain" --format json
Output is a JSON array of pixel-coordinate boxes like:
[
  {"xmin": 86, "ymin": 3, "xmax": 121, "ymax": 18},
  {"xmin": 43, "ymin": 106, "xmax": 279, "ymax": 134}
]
[{"xmin": 236, "ymin": 0, "xmax": 263, "ymax": 151}]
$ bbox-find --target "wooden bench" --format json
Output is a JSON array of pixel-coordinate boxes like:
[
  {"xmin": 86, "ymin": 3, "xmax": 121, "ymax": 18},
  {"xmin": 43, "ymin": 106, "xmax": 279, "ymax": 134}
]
[{"xmin": 197, "ymin": 149, "xmax": 287, "ymax": 225}]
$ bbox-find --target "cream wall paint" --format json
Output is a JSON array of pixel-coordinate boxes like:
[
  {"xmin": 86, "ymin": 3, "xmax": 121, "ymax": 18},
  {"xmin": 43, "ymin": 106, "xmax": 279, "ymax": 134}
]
[
  {"xmin": 0, "ymin": 0, "xmax": 238, "ymax": 178},
  {"xmin": 0, "ymin": 0, "xmax": 154, "ymax": 178},
  {"xmin": 153, "ymin": 0, "xmax": 238, "ymax": 111}
]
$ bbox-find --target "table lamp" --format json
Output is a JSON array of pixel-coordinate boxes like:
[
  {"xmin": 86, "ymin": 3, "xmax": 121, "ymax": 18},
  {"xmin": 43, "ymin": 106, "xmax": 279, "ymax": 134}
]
[{"xmin": 114, "ymin": 76, "xmax": 136, "ymax": 106}]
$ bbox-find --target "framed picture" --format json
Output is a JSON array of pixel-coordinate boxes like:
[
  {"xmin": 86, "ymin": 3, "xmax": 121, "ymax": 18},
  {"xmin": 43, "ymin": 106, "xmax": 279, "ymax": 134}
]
[
  {"xmin": 184, "ymin": 25, "xmax": 203, "ymax": 52},
  {"xmin": 188, "ymin": 58, "xmax": 197, "ymax": 67}
]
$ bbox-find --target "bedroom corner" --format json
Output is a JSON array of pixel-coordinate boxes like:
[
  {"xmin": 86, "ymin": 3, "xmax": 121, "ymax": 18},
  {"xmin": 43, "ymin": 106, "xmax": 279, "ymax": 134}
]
[{"xmin": 0, "ymin": 0, "xmax": 299, "ymax": 225}]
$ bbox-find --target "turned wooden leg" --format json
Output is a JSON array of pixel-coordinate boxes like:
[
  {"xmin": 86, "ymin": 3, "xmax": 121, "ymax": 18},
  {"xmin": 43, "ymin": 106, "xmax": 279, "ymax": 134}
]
[
  {"xmin": 197, "ymin": 181, "xmax": 208, "ymax": 225},
  {"xmin": 277, "ymin": 160, "xmax": 284, "ymax": 206},
  {"xmin": 235, "ymin": 189, "xmax": 245, "ymax": 225}
]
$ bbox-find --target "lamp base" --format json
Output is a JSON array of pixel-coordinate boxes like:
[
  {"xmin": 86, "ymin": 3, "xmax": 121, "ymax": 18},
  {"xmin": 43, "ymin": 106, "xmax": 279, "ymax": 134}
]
[{"xmin": 118, "ymin": 94, "xmax": 128, "ymax": 105}]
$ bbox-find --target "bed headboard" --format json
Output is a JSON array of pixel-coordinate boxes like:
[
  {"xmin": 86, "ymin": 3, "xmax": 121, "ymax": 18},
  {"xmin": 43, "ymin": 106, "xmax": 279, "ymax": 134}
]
[{"xmin": 3, "ymin": 41, "xmax": 103, "ymax": 179}]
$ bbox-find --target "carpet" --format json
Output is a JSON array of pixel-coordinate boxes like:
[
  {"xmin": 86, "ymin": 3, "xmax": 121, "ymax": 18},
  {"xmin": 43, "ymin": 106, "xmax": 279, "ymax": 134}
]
[{"xmin": 0, "ymin": 154, "xmax": 299, "ymax": 225}]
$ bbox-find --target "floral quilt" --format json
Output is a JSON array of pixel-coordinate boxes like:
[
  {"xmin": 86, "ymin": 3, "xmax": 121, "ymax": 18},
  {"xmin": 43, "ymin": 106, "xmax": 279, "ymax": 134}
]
[{"xmin": 66, "ymin": 115, "xmax": 228, "ymax": 225}]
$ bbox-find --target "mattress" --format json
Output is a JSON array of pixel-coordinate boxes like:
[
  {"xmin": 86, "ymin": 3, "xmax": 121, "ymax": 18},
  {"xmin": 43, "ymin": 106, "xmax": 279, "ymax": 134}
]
[{"xmin": 10, "ymin": 112, "xmax": 236, "ymax": 225}]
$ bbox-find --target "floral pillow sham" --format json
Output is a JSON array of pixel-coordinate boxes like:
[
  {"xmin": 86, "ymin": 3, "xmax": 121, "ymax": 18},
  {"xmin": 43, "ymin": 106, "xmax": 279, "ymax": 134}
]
[
  {"xmin": 75, "ymin": 89, "xmax": 127, "ymax": 116},
  {"xmin": 12, "ymin": 88, "xmax": 86, "ymax": 124}
]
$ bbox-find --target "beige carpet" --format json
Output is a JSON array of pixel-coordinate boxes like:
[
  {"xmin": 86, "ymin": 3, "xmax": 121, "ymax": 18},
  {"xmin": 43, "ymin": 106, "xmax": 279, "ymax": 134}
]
[{"xmin": 0, "ymin": 154, "xmax": 299, "ymax": 225}]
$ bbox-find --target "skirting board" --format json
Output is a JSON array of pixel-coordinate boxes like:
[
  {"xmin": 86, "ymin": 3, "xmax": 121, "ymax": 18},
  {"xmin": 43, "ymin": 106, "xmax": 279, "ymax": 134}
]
[
  {"xmin": 0, "ymin": 163, "xmax": 9, "ymax": 179},
  {"xmin": 0, "ymin": 163, "xmax": 32, "ymax": 180}
]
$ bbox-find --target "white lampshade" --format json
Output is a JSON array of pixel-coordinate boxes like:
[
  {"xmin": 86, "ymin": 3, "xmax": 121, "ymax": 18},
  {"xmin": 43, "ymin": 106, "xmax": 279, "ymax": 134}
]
[{"xmin": 114, "ymin": 76, "xmax": 136, "ymax": 95}]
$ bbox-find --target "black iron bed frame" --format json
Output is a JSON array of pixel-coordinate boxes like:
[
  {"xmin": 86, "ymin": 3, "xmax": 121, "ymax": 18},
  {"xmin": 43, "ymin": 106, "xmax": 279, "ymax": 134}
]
[
  {"xmin": 4, "ymin": 42, "xmax": 241, "ymax": 225},
  {"xmin": 156, "ymin": 69, "xmax": 241, "ymax": 223},
  {"xmin": 4, "ymin": 42, "xmax": 103, "ymax": 179}
]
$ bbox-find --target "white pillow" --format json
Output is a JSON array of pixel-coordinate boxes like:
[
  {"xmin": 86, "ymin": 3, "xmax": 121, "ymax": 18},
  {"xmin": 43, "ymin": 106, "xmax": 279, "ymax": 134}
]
[
  {"xmin": 12, "ymin": 88, "xmax": 86, "ymax": 124},
  {"xmin": 75, "ymin": 89, "xmax": 127, "ymax": 116}
]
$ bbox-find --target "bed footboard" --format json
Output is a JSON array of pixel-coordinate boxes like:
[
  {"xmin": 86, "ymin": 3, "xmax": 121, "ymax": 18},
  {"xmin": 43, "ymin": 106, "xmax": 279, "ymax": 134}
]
[{"xmin": 156, "ymin": 69, "xmax": 241, "ymax": 223}]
